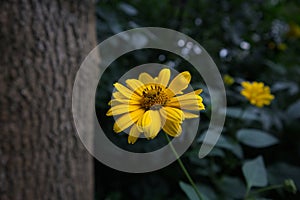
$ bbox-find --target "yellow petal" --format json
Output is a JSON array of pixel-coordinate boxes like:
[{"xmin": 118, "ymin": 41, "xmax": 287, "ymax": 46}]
[
  {"xmin": 106, "ymin": 104, "xmax": 141, "ymax": 116},
  {"xmin": 113, "ymin": 109, "xmax": 145, "ymax": 133},
  {"xmin": 112, "ymin": 91, "xmax": 127, "ymax": 99},
  {"xmin": 167, "ymin": 95, "xmax": 205, "ymax": 111},
  {"xmin": 168, "ymin": 71, "xmax": 191, "ymax": 95},
  {"xmin": 125, "ymin": 79, "xmax": 144, "ymax": 96},
  {"xmin": 194, "ymin": 89, "xmax": 203, "ymax": 95},
  {"xmin": 128, "ymin": 124, "xmax": 141, "ymax": 144},
  {"xmin": 169, "ymin": 90, "xmax": 203, "ymax": 102},
  {"xmin": 159, "ymin": 107, "xmax": 184, "ymax": 123},
  {"xmin": 138, "ymin": 72, "xmax": 155, "ymax": 84},
  {"xmin": 241, "ymin": 90, "xmax": 251, "ymax": 98},
  {"xmin": 147, "ymin": 110, "xmax": 162, "ymax": 139},
  {"xmin": 157, "ymin": 68, "xmax": 171, "ymax": 86},
  {"xmin": 137, "ymin": 110, "xmax": 151, "ymax": 131},
  {"xmin": 182, "ymin": 100, "xmax": 205, "ymax": 110},
  {"xmin": 241, "ymin": 81, "xmax": 251, "ymax": 88},
  {"xmin": 139, "ymin": 110, "xmax": 161, "ymax": 139},
  {"xmin": 183, "ymin": 111, "xmax": 199, "ymax": 119},
  {"xmin": 114, "ymin": 83, "xmax": 141, "ymax": 100},
  {"xmin": 109, "ymin": 99, "xmax": 141, "ymax": 106},
  {"xmin": 162, "ymin": 120, "xmax": 182, "ymax": 137}
]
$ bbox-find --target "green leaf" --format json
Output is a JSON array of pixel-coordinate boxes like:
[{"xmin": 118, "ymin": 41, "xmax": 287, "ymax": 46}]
[
  {"xmin": 265, "ymin": 60, "xmax": 287, "ymax": 75},
  {"xmin": 268, "ymin": 162, "xmax": 300, "ymax": 189},
  {"xmin": 216, "ymin": 136, "xmax": 243, "ymax": 158},
  {"xmin": 198, "ymin": 134, "xmax": 243, "ymax": 158},
  {"xmin": 220, "ymin": 176, "xmax": 246, "ymax": 199},
  {"xmin": 286, "ymin": 100, "xmax": 300, "ymax": 119},
  {"xmin": 226, "ymin": 107, "xmax": 259, "ymax": 121},
  {"xmin": 242, "ymin": 156, "xmax": 268, "ymax": 188},
  {"xmin": 237, "ymin": 129, "xmax": 279, "ymax": 148},
  {"xmin": 208, "ymin": 148, "xmax": 225, "ymax": 157},
  {"xmin": 272, "ymin": 81, "xmax": 298, "ymax": 95},
  {"xmin": 118, "ymin": 3, "xmax": 138, "ymax": 16},
  {"xmin": 179, "ymin": 181, "xmax": 200, "ymax": 200},
  {"xmin": 198, "ymin": 185, "xmax": 216, "ymax": 200}
]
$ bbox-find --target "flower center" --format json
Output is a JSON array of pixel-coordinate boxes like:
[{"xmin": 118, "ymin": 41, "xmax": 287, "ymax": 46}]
[{"xmin": 141, "ymin": 84, "xmax": 169, "ymax": 110}]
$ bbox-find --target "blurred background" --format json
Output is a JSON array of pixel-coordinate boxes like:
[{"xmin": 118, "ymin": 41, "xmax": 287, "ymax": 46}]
[
  {"xmin": 95, "ymin": 0, "xmax": 300, "ymax": 199},
  {"xmin": 1, "ymin": 0, "xmax": 300, "ymax": 200}
]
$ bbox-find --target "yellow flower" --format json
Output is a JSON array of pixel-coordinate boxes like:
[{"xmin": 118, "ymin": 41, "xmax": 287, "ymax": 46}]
[
  {"xmin": 287, "ymin": 23, "xmax": 300, "ymax": 39},
  {"xmin": 277, "ymin": 43, "xmax": 287, "ymax": 51},
  {"xmin": 240, "ymin": 81, "xmax": 274, "ymax": 108},
  {"xmin": 267, "ymin": 42, "xmax": 287, "ymax": 51},
  {"xmin": 106, "ymin": 68, "xmax": 205, "ymax": 144},
  {"xmin": 223, "ymin": 74, "xmax": 234, "ymax": 85}
]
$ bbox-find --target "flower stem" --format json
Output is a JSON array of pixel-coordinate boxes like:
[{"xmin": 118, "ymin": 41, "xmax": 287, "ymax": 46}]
[
  {"xmin": 165, "ymin": 134, "xmax": 204, "ymax": 200},
  {"xmin": 251, "ymin": 184, "xmax": 283, "ymax": 195},
  {"xmin": 244, "ymin": 185, "xmax": 251, "ymax": 199},
  {"xmin": 244, "ymin": 184, "xmax": 283, "ymax": 199}
]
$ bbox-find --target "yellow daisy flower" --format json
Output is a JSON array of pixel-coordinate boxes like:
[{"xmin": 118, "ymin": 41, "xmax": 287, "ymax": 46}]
[
  {"xmin": 240, "ymin": 81, "xmax": 274, "ymax": 108},
  {"xmin": 287, "ymin": 23, "xmax": 300, "ymax": 39},
  {"xmin": 277, "ymin": 43, "xmax": 287, "ymax": 51},
  {"xmin": 106, "ymin": 68, "xmax": 205, "ymax": 144},
  {"xmin": 223, "ymin": 74, "xmax": 234, "ymax": 86}
]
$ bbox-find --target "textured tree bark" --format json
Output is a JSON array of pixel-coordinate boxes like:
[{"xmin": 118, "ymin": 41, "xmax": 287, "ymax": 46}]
[{"xmin": 0, "ymin": 0, "xmax": 97, "ymax": 199}]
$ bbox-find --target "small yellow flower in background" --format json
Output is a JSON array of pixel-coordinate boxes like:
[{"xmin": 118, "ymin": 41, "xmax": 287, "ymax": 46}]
[
  {"xmin": 287, "ymin": 23, "xmax": 300, "ymax": 39},
  {"xmin": 223, "ymin": 74, "xmax": 234, "ymax": 86},
  {"xmin": 106, "ymin": 68, "xmax": 205, "ymax": 144},
  {"xmin": 240, "ymin": 81, "xmax": 274, "ymax": 108},
  {"xmin": 267, "ymin": 42, "xmax": 287, "ymax": 51},
  {"xmin": 277, "ymin": 43, "xmax": 287, "ymax": 51}
]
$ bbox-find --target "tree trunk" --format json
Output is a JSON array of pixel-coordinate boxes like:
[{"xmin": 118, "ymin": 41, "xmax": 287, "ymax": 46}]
[{"xmin": 0, "ymin": 1, "xmax": 96, "ymax": 199}]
